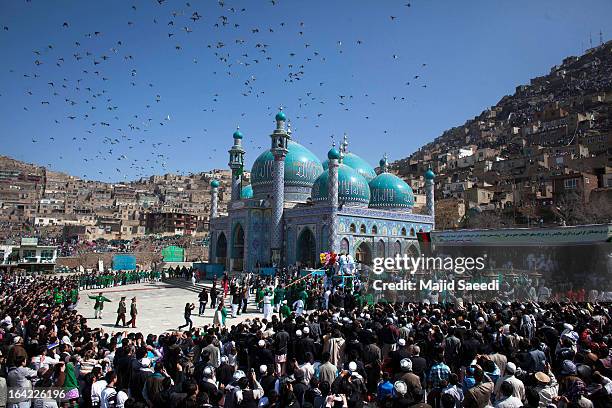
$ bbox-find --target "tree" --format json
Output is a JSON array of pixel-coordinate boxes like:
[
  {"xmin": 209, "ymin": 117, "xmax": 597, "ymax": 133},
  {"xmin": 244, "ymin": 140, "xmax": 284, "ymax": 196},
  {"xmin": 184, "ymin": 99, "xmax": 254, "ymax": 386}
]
[
  {"xmin": 461, "ymin": 210, "xmax": 508, "ymax": 229},
  {"xmin": 555, "ymin": 192, "xmax": 588, "ymax": 225},
  {"xmin": 554, "ymin": 191, "xmax": 612, "ymax": 225},
  {"xmin": 518, "ymin": 202, "xmax": 538, "ymax": 226}
]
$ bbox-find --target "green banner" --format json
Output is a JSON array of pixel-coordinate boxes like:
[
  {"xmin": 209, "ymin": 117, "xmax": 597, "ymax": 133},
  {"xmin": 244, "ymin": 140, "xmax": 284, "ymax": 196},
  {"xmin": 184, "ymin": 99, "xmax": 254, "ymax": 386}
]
[{"xmin": 162, "ymin": 246, "xmax": 185, "ymax": 262}]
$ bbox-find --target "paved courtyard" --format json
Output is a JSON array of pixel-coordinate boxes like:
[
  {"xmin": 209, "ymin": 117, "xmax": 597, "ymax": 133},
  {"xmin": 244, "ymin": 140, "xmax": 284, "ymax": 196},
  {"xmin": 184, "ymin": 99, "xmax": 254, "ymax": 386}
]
[{"xmin": 76, "ymin": 279, "xmax": 262, "ymax": 335}]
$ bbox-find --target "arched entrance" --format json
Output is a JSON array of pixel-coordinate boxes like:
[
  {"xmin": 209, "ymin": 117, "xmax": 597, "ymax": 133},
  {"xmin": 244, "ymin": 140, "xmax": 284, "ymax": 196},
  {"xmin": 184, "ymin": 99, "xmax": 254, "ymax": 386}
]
[
  {"xmin": 377, "ymin": 239, "xmax": 385, "ymax": 258},
  {"xmin": 393, "ymin": 240, "xmax": 401, "ymax": 257},
  {"xmin": 355, "ymin": 242, "xmax": 373, "ymax": 266},
  {"xmin": 231, "ymin": 224, "xmax": 244, "ymax": 271},
  {"xmin": 320, "ymin": 225, "xmax": 329, "ymax": 253},
  {"xmin": 340, "ymin": 238, "xmax": 349, "ymax": 254},
  {"xmin": 216, "ymin": 232, "xmax": 227, "ymax": 265},
  {"xmin": 297, "ymin": 228, "xmax": 316, "ymax": 268}
]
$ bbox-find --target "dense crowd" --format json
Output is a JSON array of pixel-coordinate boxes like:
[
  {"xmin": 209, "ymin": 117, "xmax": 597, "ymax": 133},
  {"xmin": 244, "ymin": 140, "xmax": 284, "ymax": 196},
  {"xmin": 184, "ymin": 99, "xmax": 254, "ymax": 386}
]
[
  {"xmin": 1, "ymin": 266, "xmax": 612, "ymax": 408},
  {"xmin": 77, "ymin": 270, "xmax": 162, "ymax": 290},
  {"xmin": 55, "ymin": 236, "xmax": 202, "ymax": 258}
]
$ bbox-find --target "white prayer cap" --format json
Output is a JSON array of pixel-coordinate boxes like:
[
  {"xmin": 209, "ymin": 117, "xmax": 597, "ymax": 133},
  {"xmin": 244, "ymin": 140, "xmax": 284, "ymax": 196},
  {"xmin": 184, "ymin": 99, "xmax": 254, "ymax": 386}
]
[{"xmin": 394, "ymin": 381, "xmax": 408, "ymax": 395}]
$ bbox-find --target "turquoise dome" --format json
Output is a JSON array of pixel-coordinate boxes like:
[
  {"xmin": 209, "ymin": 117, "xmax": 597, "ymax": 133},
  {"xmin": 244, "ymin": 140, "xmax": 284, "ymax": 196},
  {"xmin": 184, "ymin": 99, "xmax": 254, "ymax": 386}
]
[
  {"xmin": 323, "ymin": 152, "xmax": 376, "ymax": 182},
  {"xmin": 369, "ymin": 173, "xmax": 414, "ymax": 210},
  {"xmin": 311, "ymin": 164, "xmax": 370, "ymax": 205},
  {"xmin": 327, "ymin": 147, "xmax": 340, "ymax": 160},
  {"xmin": 210, "ymin": 179, "xmax": 220, "ymax": 188},
  {"xmin": 233, "ymin": 129, "xmax": 243, "ymax": 139},
  {"xmin": 425, "ymin": 169, "xmax": 435, "ymax": 180},
  {"xmin": 241, "ymin": 184, "xmax": 253, "ymax": 199},
  {"xmin": 250, "ymin": 140, "xmax": 323, "ymax": 196},
  {"xmin": 275, "ymin": 111, "xmax": 287, "ymax": 121}
]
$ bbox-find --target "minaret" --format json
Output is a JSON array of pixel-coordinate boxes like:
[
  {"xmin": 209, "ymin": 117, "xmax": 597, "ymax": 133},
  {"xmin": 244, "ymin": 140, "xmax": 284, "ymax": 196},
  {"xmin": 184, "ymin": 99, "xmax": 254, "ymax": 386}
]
[
  {"xmin": 327, "ymin": 143, "xmax": 340, "ymax": 253},
  {"xmin": 228, "ymin": 127, "xmax": 245, "ymax": 202},
  {"xmin": 425, "ymin": 168, "xmax": 436, "ymax": 223},
  {"xmin": 270, "ymin": 108, "xmax": 289, "ymax": 263},
  {"xmin": 210, "ymin": 179, "xmax": 219, "ymax": 219},
  {"xmin": 340, "ymin": 133, "xmax": 349, "ymax": 155},
  {"xmin": 379, "ymin": 153, "xmax": 389, "ymax": 174}
]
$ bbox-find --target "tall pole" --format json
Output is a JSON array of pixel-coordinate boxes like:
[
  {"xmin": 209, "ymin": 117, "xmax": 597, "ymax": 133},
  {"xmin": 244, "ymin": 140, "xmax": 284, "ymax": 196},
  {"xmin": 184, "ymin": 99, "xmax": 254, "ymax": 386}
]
[
  {"xmin": 425, "ymin": 169, "xmax": 436, "ymax": 228},
  {"xmin": 210, "ymin": 179, "xmax": 219, "ymax": 219},
  {"xmin": 228, "ymin": 127, "xmax": 245, "ymax": 202},
  {"xmin": 327, "ymin": 145, "xmax": 340, "ymax": 253},
  {"xmin": 270, "ymin": 109, "xmax": 289, "ymax": 265}
]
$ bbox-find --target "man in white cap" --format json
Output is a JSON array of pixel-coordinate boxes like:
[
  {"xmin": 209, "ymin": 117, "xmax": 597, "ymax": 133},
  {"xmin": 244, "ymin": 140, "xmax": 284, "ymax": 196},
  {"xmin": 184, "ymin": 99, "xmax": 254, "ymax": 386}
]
[
  {"xmin": 494, "ymin": 362, "xmax": 525, "ymax": 403},
  {"xmin": 254, "ymin": 339, "xmax": 274, "ymax": 374},
  {"xmin": 390, "ymin": 338, "xmax": 410, "ymax": 373},
  {"xmin": 397, "ymin": 358, "xmax": 423, "ymax": 401},
  {"xmin": 262, "ymin": 288, "xmax": 274, "ymax": 321},
  {"xmin": 200, "ymin": 365, "xmax": 218, "ymax": 397},
  {"xmin": 216, "ymin": 356, "xmax": 235, "ymax": 387},
  {"xmin": 222, "ymin": 370, "xmax": 248, "ymax": 407},
  {"xmin": 258, "ymin": 364, "xmax": 276, "ymax": 397},
  {"xmin": 6, "ymin": 336, "xmax": 22, "ymax": 366},
  {"xmin": 292, "ymin": 297, "xmax": 304, "ymax": 317}
]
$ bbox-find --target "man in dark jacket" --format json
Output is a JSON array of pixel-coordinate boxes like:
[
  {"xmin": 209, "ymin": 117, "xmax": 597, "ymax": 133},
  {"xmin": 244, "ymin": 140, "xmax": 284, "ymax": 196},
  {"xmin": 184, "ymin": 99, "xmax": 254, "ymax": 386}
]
[
  {"xmin": 409, "ymin": 345, "xmax": 428, "ymax": 384},
  {"xmin": 126, "ymin": 297, "xmax": 138, "ymax": 328},
  {"xmin": 115, "ymin": 296, "xmax": 127, "ymax": 327},
  {"xmin": 253, "ymin": 340, "xmax": 275, "ymax": 373},
  {"xmin": 294, "ymin": 329, "xmax": 318, "ymax": 364},
  {"xmin": 274, "ymin": 325, "xmax": 290, "ymax": 376},
  {"xmin": 198, "ymin": 288, "xmax": 208, "ymax": 316}
]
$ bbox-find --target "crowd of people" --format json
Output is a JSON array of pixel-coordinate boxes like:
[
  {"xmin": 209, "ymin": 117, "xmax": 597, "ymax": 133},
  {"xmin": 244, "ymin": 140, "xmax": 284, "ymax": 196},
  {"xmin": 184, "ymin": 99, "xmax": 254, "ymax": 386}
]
[
  {"xmin": 77, "ymin": 270, "xmax": 162, "ymax": 290},
  {"xmin": 54, "ymin": 236, "xmax": 205, "ymax": 258},
  {"xmin": 1, "ymin": 263, "xmax": 612, "ymax": 408}
]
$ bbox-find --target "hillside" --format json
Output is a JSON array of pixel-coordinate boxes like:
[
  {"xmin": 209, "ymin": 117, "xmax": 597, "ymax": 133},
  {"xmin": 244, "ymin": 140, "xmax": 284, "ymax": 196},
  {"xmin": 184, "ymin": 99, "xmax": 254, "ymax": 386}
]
[
  {"xmin": 0, "ymin": 153, "xmax": 236, "ymax": 241},
  {"xmin": 391, "ymin": 41, "xmax": 612, "ymax": 228}
]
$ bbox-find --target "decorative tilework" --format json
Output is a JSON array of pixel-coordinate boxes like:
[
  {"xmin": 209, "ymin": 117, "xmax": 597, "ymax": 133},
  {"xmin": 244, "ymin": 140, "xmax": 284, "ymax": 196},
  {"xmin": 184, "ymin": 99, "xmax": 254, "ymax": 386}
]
[
  {"xmin": 271, "ymin": 156, "xmax": 285, "ymax": 251},
  {"xmin": 210, "ymin": 187, "xmax": 218, "ymax": 219}
]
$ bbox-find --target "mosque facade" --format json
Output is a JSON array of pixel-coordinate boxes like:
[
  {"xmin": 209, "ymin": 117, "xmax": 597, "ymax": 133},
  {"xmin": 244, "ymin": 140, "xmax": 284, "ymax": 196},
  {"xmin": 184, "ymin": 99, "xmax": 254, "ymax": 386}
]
[{"xmin": 208, "ymin": 110, "xmax": 436, "ymax": 272}]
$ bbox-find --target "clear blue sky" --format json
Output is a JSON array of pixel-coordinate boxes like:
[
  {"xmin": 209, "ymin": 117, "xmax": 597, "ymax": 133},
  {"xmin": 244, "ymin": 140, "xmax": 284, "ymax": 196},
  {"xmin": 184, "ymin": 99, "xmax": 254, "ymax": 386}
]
[{"xmin": 1, "ymin": 0, "xmax": 610, "ymax": 182}]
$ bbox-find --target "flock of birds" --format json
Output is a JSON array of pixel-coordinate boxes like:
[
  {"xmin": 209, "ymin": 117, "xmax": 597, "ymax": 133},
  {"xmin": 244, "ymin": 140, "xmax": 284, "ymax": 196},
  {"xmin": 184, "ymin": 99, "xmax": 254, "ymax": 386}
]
[{"xmin": 2, "ymin": 0, "xmax": 429, "ymax": 181}]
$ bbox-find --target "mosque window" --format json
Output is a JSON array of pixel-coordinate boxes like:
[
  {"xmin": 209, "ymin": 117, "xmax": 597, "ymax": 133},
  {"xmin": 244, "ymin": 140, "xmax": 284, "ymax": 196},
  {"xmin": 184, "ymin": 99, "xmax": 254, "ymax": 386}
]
[
  {"xmin": 371, "ymin": 225, "xmax": 378, "ymax": 235},
  {"xmin": 401, "ymin": 227, "xmax": 407, "ymax": 236},
  {"xmin": 350, "ymin": 224, "xmax": 357, "ymax": 233},
  {"xmin": 360, "ymin": 224, "xmax": 367, "ymax": 234},
  {"xmin": 393, "ymin": 241, "xmax": 401, "ymax": 257},
  {"xmin": 410, "ymin": 228, "xmax": 415, "ymax": 237}
]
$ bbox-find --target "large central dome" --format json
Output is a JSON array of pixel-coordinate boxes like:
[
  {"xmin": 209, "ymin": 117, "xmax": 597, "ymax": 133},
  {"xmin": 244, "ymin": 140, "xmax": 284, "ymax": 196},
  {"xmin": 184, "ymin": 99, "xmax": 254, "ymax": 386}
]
[
  {"xmin": 250, "ymin": 140, "xmax": 323, "ymax": 201},
  {"xmin": 311, "ymin": 163, "xmax": 370, "ymax": 206},
  {"xmin": 323, "ymin": 152, "xmax": 377, "ymax": 182}
]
